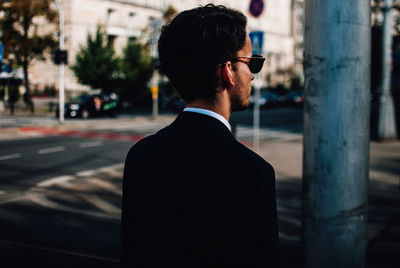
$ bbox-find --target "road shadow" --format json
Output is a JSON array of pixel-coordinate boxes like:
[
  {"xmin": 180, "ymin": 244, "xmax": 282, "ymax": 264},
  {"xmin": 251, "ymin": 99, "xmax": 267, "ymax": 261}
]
[{"xmin": 275, "ymin": 178, "xmax": 400, "ymax": 268}]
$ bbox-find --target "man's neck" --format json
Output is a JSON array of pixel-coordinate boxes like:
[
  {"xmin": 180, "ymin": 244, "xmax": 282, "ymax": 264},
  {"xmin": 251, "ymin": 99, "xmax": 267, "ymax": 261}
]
[
  {"xmin": 186, "ymin": 100, "xmax": 230, "ymax": 122},
  {"xmin": 186, "ymin": 90, "xmax": 231, "ymax": 121}
]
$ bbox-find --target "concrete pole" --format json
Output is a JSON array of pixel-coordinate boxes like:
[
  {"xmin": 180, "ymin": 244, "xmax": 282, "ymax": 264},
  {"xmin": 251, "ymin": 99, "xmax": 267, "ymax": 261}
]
[
  {"xmin": 378, "ymin": 0, "xmax": 396, "ymax": 139},
  {"xmin": 55, "ymin": 0, "xmax": 65, "ymax": 124},
  {"xmin": 302, "ymin": 1, "xmax": 371, "ymax": 267}
]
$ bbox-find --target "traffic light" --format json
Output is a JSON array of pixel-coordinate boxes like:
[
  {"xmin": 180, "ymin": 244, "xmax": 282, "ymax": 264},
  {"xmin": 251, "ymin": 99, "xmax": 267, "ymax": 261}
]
[{"xmin": 52, "ymin": 49, "xmax": 68, "ymax": 65}]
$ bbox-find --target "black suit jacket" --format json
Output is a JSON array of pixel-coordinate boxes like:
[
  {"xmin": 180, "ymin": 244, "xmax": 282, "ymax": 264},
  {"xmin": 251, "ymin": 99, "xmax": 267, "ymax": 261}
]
[{"xmin": 121, "ymin": 112, "xmax": 279, "ymax": 267}]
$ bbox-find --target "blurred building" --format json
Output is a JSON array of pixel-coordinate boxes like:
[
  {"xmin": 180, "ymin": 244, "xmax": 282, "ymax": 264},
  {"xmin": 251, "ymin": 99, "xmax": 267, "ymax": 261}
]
[
  {"xmin": 30, "ymin": 0, "xmax": 166, "ymax": 94},
  {"xmin": 168, "ymin": 0, "xmax": 305, "ymax": 88},
  {"xmin": 291, "ymin": 0, "xmax": 304, "ymax": 86},
  {"xmin": 30, "ymin": 0, "xmax": 305, "ymax": 95}
]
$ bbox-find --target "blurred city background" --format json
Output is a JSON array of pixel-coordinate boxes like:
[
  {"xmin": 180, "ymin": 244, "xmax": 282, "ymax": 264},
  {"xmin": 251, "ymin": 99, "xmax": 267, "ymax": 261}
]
[
  {"xmin": 0, "ymin": 0, "xmax": 307, "ymax": 118},
  {"xmin": 0, "ymin": 0, "xmax": 399, "ymax": 267}
]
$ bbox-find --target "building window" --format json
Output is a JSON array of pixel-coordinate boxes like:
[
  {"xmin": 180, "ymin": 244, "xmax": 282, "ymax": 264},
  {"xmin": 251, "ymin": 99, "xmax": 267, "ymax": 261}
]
[
  {"xmin": 108, "ymin": 35, "xmax": 116, "ymax": 49},
  {"xmin": 107, "ymin": 8, "xmax": 115, "ymax": 26},
  {"xmin": 128, "ymin": 12, "xmax": 135, "ymax": 28}
]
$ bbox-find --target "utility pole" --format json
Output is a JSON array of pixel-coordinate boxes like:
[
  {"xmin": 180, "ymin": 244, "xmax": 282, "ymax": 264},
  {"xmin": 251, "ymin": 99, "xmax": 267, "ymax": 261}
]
[
  {"xmin": 302, "ymin": 1, "xmax": 370, "ymax": 267},
  {"xmin": 55, "ymin": 0, "xmax": 65, "ymax": 124},
  {"xmin": 378, "ymin": 0, "xmax": 396, "ymax": 139},
  {"xmin": 150, "ymin": 18, "xmax": 161, "ymax": 119},
  {"xmin": 0, "ymin": 30, "xmax": 4, "ymax": 117},
  {"xmin": 249, "ymin": 31, "xmax": 264, "ymax": 152},
  {"xmin": 248, "ymin": 0, "xmax": 265, "ymax": 151}
]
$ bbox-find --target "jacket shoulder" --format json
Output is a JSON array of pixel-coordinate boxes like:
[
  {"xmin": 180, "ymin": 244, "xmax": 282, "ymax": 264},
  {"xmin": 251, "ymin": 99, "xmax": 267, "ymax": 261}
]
[{"xmin": 234, "ymin": 140, "xmax": 275, "ymax": 173}]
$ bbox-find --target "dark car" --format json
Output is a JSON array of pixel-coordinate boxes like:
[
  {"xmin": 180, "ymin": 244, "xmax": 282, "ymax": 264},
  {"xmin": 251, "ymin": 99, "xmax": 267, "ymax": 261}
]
[
  {"xmin": 283, "ymin": 90, "xmax": 304, "ymax": 107},
  {"xmin": 56, "ymin": 93, "xmax": 119, "ymax": 119},
  {"xmin": 249, "ymin": 90, "xmax": 283, "ymax": 109}
]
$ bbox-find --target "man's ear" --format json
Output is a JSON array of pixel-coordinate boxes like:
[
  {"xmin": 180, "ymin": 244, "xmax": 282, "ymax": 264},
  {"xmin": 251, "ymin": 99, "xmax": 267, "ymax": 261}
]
[{"xmin": 222, "ymin": 61, "xmax": 234, "ymax": 88}]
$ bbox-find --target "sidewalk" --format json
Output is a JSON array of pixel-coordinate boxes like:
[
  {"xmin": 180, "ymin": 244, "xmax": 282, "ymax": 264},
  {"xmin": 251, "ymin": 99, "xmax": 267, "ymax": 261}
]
[
  {"xmin": 0, "ymin": 113, "xmax": 177, "ymax": 140},
  {"xmin": 254, "ymin": 137, "xmax": 400, "ymax": 267}
]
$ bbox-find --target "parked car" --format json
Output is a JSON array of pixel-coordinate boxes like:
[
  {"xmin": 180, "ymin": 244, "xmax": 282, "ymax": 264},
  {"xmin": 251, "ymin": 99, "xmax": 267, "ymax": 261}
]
[
  {"xmin": 283, "ymin": 90, "xmax": 304, "ymax": 107},
  {"xmin": 249, "ymin": 90, "xmax": 283, "ymax": 108},
  {"xmin": 56, "ymin": 93, "xmax": 119, "ymax": 119}
]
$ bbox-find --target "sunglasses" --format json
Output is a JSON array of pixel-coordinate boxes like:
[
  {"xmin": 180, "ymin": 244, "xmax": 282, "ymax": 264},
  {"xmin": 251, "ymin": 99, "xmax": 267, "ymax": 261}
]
[{"xmin": 231, "ymin": 54, "xmax": 265, "ymax": 74}]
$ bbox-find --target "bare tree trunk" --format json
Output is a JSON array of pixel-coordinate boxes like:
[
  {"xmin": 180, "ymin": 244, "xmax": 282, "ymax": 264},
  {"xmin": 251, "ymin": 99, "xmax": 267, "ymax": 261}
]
[{"xmin": 22, "ymin": 61, "xmax": 34, "ymax": 114}]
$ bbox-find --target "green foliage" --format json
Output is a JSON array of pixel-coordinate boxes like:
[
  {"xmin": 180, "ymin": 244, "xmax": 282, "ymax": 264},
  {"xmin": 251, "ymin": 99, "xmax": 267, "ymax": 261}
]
[
  {"xmin": 0, "ymin": 0, "xmax": 58, "ymax": 100},
  {"xmin": 163, "ymin": 5, "xmax": 178, "ymax": 24},
  {"xmin": 118, "ymin": 39, "xmax": 153, "ymax": 104},
  {"xmin": 72, "ymin": 30, "xmax": 154, "ymax": 104},
  {"xmin": 0, "ymin": 0, "xmax": 57, "ymax": 62},
  {"xmin": 71, "ymin": 27, "xmax": 119, "ymax": 92}
]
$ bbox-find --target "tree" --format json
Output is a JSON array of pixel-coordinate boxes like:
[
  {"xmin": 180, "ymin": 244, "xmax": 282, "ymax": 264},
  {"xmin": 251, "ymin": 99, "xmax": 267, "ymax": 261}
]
[
  {"xmin": 118, "ymin": 39, "xmax": 153, "ymax": 105},
  {"xmin": 7, "ymin": 78, "xmax": 22, "ymax": 115},
  {"xmin": 163, "ymin": 5, "xmax": 178, "ymax": 24},
  {"xmin": 0, "ymin": 0, "xmax": 58, "ymax": 113},
  {"xmin": 71, "ymin": 27, "xmax": 119, "ymax": 93}
]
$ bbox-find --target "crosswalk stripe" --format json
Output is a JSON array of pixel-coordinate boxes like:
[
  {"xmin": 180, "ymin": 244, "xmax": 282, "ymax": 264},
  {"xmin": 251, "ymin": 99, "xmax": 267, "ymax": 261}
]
[
  {"xmin": 87, "ymin": 178, "xmax": 122, "ymax": 196},
  {"xmin": 38, "ymin": 175, "xmax": 75, "ymax": 187},
  {"xmin": 78, "ymin": 194, "xmax": 121, "ymax": 215},
  {"xmin": 38, "ymin": 146, "xmax": 65, "ymax": 154},
  {"xmin": 0, "ymin": 153, "xmax": 21, "ymax": 160},
  {"xmin": 79, "ymin": 141, "xmax": 103, "ymax": 148}
]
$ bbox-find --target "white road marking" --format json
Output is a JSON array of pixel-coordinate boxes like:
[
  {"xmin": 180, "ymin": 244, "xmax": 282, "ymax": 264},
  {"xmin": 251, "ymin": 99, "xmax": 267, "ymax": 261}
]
[
  {"xmin": 27, "ymin": 192, "xmax": 65, "ymax": 208},
  {"xmin": 76, "ymin": 170, "xmax": 97, "ymax": 177},
  {"xmin": 370, "ymin": 170, "xmax": 400, "ymax": 186},
  {"xmin": 87, "ymin": 178, "xmax": 122, "ymax": 196},
  {"xmin": 0, "ymin": 153, "xmax": 21, "ymax": 160},
  {"xmin": 79, "ymin": 141, "xmax": 103, "ymax": 148},
  {"xmin": 79, "ymin": 193, "xmax": 121, "ymax": 215},
  {"xmin": 38, "ymin": 146, "xmax": 65, "ymax": 155},
  {"xmin": 98, "ymin": 165, "xmax": 124, "ymax": 177},
  {"xmin": 37, "ymin": 175, "xmax": 75, "ymax": 187},
  {"xmin": 26, "ymin": 193, "xmax": 120, "ymax": 219},
  {"xmin": 3, "ymin": 163, "xmax": 124, "ymax": 219}
]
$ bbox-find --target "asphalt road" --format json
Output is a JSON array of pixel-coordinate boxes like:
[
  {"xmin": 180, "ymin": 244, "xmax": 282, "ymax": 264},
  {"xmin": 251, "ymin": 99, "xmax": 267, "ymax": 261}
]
[
  {"xmin": 0, "ymin": 133, "xmax": 139, "ymax": 266},
  {"xmin": 0, "ymin": 107, "xmax": 303, "ymax": 186},
  {"xmin": 0, "ymin": 136, "xmax": 130, "ymax": 184},
  {"xmin": 0, "ymin": 107, "xmax": 304, "ymax": 267},
  {"xmin": 0, "ymin": 108, "xmax": 398, "ymax": 267},
  {"xmin": 0, "ymin": 120, "xmax": 165, "ymax": 266}
]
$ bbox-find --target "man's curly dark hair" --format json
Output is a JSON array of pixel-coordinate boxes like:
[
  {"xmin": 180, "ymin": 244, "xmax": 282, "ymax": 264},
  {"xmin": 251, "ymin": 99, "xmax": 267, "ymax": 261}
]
[{"xmin": 158, "ymin": 4, "xmax": 247, "ymax": 103}]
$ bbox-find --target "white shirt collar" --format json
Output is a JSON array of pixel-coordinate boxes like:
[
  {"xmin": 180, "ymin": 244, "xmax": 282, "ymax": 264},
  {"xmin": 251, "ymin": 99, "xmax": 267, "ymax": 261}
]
[{"xmin": 183, "ymin": 107, "xmax": 232, "ymax": 132}]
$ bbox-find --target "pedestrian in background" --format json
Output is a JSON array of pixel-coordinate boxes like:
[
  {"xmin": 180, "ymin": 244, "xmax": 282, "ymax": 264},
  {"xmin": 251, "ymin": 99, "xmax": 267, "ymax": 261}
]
[{"xmin": 121, "ymin": 4, "xmax": 279, "ymax": 267}]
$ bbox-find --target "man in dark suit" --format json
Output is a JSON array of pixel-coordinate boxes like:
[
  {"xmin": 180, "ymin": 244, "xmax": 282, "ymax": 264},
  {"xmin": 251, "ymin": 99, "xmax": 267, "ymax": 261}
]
[{"xmin": 121, "ymin": 4, "xmax": 279, "ymax": 267}]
